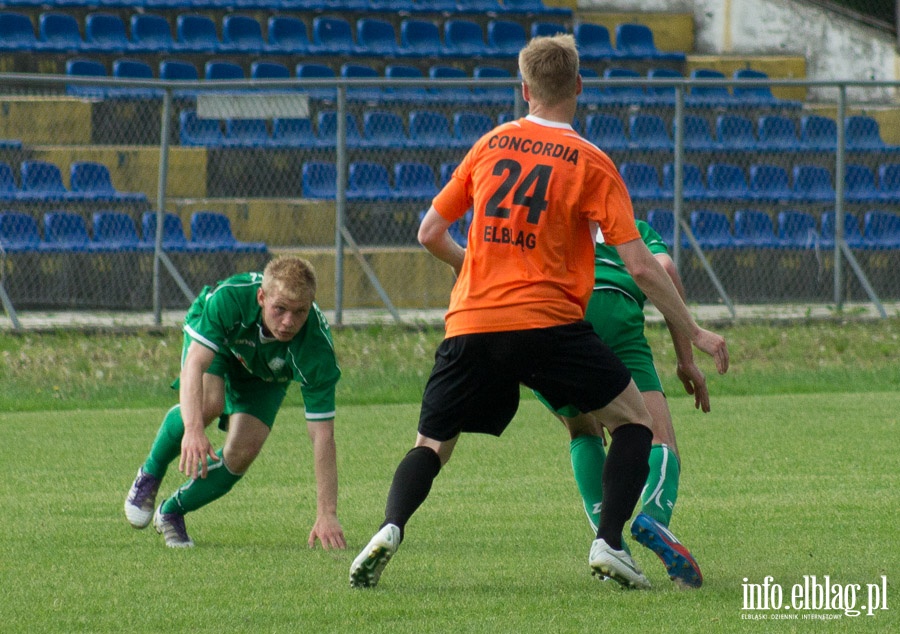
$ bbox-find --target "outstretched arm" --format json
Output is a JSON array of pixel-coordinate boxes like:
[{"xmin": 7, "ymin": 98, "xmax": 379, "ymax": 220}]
[
  {"xmin": 616, "ymin": 238, "xmax": 729, "ymax": 375},
  {"xmin": 306, "ymin": 419, "xmax": 346, "ymax": 550},
  {"xmin": 655, "ymin": 253, "xmax": 711, "ymax": 412}
]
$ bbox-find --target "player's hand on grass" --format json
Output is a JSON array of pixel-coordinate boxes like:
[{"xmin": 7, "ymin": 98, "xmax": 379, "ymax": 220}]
[
  {"xmin": 677, "ymin": 362, "xmax": 710, "ymax": 413},
  {"xmin": 308, "ymin": 513, "xmax": 346, "ymax": 550},
  {"xmin": 179, "ymin": 428, "xmax": 219, "ymax": 479}
]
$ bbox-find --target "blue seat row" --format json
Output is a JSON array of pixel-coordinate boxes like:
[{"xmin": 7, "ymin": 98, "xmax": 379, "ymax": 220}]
[
  {"xmin": 623, "ymin": 161, "xmax": 900, "ymax": 206},
  {"xmin": 0, "ymin": 160, "xmax": 147, "ymax": 204},
  {"xmin": 3, "ymin": 12, "xmax": 573, "ymax": 58},
  {"xmin": 180, "ymin": 109, "xmax": 504, "ymax": 149},
  {"xmin": 302, "ymin": 160, "xmax": 461, "ymax": 202},
  {"xmin": 584, "ymin": 113, "xmax": 897, "ymax": 153},
  {"xmin": 646, "ymin": 208, "xmax": 900, "ymax": 250},
  {"xmin": 0, "ymin": 1, "xmax": 570, "ymax": 16},
  {"xmin": 0, "ymin": 210, "xmax": 266, "ymax": 253}
]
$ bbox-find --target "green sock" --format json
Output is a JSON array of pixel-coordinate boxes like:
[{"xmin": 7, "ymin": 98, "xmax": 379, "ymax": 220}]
[
  {"xmin": 160, "ymin": 449, "xmax": 242, "ymax": 515},
  {"xmin": 569, "ymin": 435, "xmax": 606, "ymax": 533},
  {"xmin": 142, "ymin": 405, "xmax": 185, "ymax": 480},
  {"xmin": 640, "ymin": 444, "xmax": 681, "ymax": 526}
]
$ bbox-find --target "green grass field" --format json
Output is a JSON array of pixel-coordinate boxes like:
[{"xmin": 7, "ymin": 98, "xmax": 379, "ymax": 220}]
[{"xmin": 1, "ymin": 323, "xmax": 898, "ymax": 632}]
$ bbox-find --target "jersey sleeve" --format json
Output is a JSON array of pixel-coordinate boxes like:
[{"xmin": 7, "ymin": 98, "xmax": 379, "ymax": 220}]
[
  {"xmin": 637, "ymin": 219, "xmax": 669, "ymax": 255},
  {"xmin": 582, "ymin": 153, "xmax": 640, "ymax": 246},
  {"xmin": 183, "ymin": 286, "xmax": 234, "ymax": 353},
  {"xmin": 431, "ymin": 147, "xmax": 475, "ymax": 223},
  {"xmin": 292, "ymin": 305, "xmax": 341, "ymax": 421}
]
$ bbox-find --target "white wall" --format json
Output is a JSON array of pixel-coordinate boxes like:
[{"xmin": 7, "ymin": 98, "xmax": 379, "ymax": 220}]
[{"xmin": 580, "ymin": 0, "xmax": 900, "ymax": 101}]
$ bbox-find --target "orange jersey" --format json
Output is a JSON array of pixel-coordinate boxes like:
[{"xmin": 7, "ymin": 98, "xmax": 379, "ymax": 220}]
[{"xmin": 433, "ymin": 115, "xmax": 640, "ymax": 338}]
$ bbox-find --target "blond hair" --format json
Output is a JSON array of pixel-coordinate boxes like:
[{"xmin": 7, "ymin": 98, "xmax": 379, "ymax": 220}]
[
  {"xmin": 262, "ymin": 255, "xmax": 317, "ymax": 302},
  {"xmin": 518, "ymin": 34, "xmax": 579, "ymax": 107}
]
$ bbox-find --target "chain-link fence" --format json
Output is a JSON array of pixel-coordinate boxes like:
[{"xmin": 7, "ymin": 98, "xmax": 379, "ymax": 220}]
[{"xmin": 2, "ymin": 59, "xmax": 900, "ymax": 327}]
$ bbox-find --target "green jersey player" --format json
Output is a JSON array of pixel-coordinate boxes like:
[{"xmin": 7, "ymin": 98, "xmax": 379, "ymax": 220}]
[
  {"xmin": 537, "ymin": 219, "xmax": 713, "ymax": 588},
  {"xmin": 124, "ymin": 255, "xmax": 346, "ymax": 550}
]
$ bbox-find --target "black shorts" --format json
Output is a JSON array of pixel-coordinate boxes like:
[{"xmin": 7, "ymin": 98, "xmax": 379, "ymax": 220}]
[{"xmin": 418, "ymin": 321, "xmax": 632, "ymax": 441}]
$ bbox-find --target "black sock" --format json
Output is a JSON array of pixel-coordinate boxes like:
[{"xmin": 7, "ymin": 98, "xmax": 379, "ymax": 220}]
[
  {"xmin": 383, "ymin": 446, "xmax": 442, "ymax": 542},
  {"xmin": 596, "ymin": 424, "xmax": 652, "ymax": 550}
]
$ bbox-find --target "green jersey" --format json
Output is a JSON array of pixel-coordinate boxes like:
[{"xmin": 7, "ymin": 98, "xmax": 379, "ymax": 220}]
[
  {"xmin": 594, "ymin": 219, "xmax": 669, "ymax": 308},
  {"xmin": 184, "ymin": 272, "xmax": 341, "ymax": 420}
]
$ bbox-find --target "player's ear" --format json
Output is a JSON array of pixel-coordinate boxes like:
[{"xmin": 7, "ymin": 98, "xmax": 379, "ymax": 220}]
[{"xmin": 257, "ymin": 287, "xmax": 266, "ymax": 308}]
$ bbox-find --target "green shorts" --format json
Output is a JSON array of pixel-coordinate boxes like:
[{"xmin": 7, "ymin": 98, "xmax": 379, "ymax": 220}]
[
  {"xmin": 535, "ymin": 289, "xmax": 663, "ymax": 417},
  {"xmin": 177, "ymin": 333, "xmax": 288, "ymax": 429}
]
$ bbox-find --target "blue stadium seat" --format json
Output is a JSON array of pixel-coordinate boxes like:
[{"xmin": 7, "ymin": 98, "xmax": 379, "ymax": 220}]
[
  {"xmin": 679, "ymin": 115, "xmax": 718, "ymax": 152},
  {"xmin": 756, "ymin": 115, "xmax": 798, "ymax": 150},
  {"xmin": 65, "ymin": 58, "xmax": 108, "ymax": 98},
  {"xmin": 268, "ymin": 16, "xmax": 317, "ymax": 55},
  {"xmin": 0, "ymin": 211, "xmax": 47, "ymax": 253},
  {"xmin": 362, "ymin": 110, "xmax": 408, "ymax": 148},
  {"xmin": 409, "ymin": 110, "xmax": 452, "ymax": 148},
  {"xmin": 453, "ymin": 111, "xmax": 493, "ymax": 146},
  {"xmin": 348, "ymin": 161, "xmax": 393, "ymax": 201},
  {"xmin": 629, "ymin": 114, "xmax": 672, "ymax": 150},
  {"xmin": 646, "ymin": 209, "xmax": 675, "ymax": 246},
  {"xmin": 487, "ymin": 20, "xmax": 526, "ymax": 56},
  {"xmin": 225, "ymin": 119, "xmax": 270, "ymax": 147},
  {"xmin": 111, "ymin": 58, "xmax": 162, "ymax": 99},
  {"xmin": 271, "ymin": 118, "xmax": 319, "ymax": 148},
  {"xmin": 316, "ymin": 111, "xmax": 364, "ymax": 147},
  {"xmin": 584, "ymin": 114, "xmax": 629, "ymax": 151},
  {"xmin": 140, "ymin": 212, "xmax": 196, "ymax": 251},
  {"xmin": 748, "ymin": 163, "xmax": 792, "ymax": 203},
  {"xmin": 190, "ymin": 211, "xmax": 266, "ymax": 252},
  {"xmin": 444, "ymin": 19, "xmax": 494, "ymax": 57},
  {"xmin": 530, "ymin": 21, "xmax": 568, "ymax": 38},
  {"xmin": 313, "ymin": 16, "xmax": 362, "ymax": 55},
  {"xmin": 690, "ymin": 209, "xmax": 735, "ymax": 248},
  {"xmin": 39, "ymin": 13, "xmax": 84, "ymax": 53},
  {"xmin": 92, "ymin": 211, "xmax": 148, "ymax": 251},
  {"xmin": 456, "ymin": 0, "xmax": 503, "ymax": 10},
  {"xmin": 85, "ymin": 13, "xmax": 132, "ymax": 53},
  {"xmin": 222, "ymin": 14, "xmax": 271, "ymax": 54},
  {"xmin": 384, "ymin": 64, "xmax": 427, "ymax": 102},
  {"xmin": 43, "ymin": 211, "xmax": 94, "ymax": 251},
  {"xmin": 777, "ymin": 210, "xmax": 819, "ymax": 248},
  {"xmin": 688, "ymin": 68, "xmax": 733, "ymax": 107},
  {"xmin": 160, "ymin": 59, "xmax": 198, "ymax": 81},
  {"xmin": 179, "ymin": 111, "xmax": 226, "ymax": 147},
  {"xmin": 576, "ymin": 68, "xmax": 605, "ymax": 106},
  {"xmin": 845, "ymin": 115, "xmax": 890, "ymax": 151},
  {"xmin": 0, "ymin": 12, "xmax": 40, "ymax": 52},
  {"xmin": 863, "ymin": 210, "xmax": 900, "ymax": 249},
  {"xmin": 503, "ymin": 0, "xmax": 572, "ymax": 15},
  {"xmin": 205, "ymin": 60, "xmax": 244, "ymax": 81},
  {"xmin": 296, "ymin": 63, "xmax": 337, "ymax": 101},
  {"xmin": 615, "ymin": 23, "xmax": 685, "ymax": 60},
  {"xmin": 439, "ymin": 162, "xmax": 459, "ymax": 187},
  {"xmin": 70, "ymin": 162, "xmax": 147, "ymax": 204},
  {"xmin": 601, "ymin": 67, "xmax": 647, "ymax": 106},
  {"xmin": 663, "ymin": 162, "xmax": 706, "ymax": 201},
  {"xmin": 357, "ymin": 18, "xmax": 401, "ymax": 56},
  {"xmin": 341, "ymin": 62, "xmax": 382, "ymax": 102},
  {"xmin": 20, "ymin": 160, "xmax": 74, "ymax": 202},
  {"xmin": 473, "ymin": 66, "xmax": 514, "ymax": 104},
  {"xmin": 251, "ymin": 61, "xmax": 290, "ymax": 81},
  {"xmin": 792, "ymin": 164, "xmax": 834, "ymax": 203},
  {"xmin": 732, "ymin": 68, "xmax": 776, "ymax": 104},
  {"xmin": 428, "ymin": 65, "xmax": 473, "ymax": 103},
  {"xmin": 799, "ymin": 115, "xmax": 836, "ymax": 151},
  {"xmin": 716, "ymin": 114, "xmax": 757, "ymax": 149},
  {"xmin": 0, "ymin": 162, "xmax": 20, "ymax": 203},
  {"xmin": 819, "ymin": 212, "xmax": 866, "ymax": 249},
  {"xmin": 706, "ymin": 163, "xmax": 751, "ymax": 202},
  {"xmin": 573, "ymin": 23, "xmax": 616, "ymax": 61},
  {"xmin": 733, "ymin": 209, "xmax": 779, "ymax": 248},
  {"xmin": 130, "ymin": 14, "xmax": 178, "ymax": 53},
  {"xmin": 176, "ymin": 14, "xmax": 221, "ymax": 54},
  {"xmin": 400, "ymin": 19, "xmax": 443, "ymax": 57},
  {"xmin": 844, "ymin": 164, "xmax": 880, "ymax": 203},
  {"xmin": 391, "ymin": 162, "xmax": 438, "ymax": 202},
  {"xmin": 645, "ymin": 67, "xmax": 682, "ymax": 105},
  {"xmin": 619, "ymin": 162, "xmax": 664, "ymax": 202},
  {"xmin": 877, "ymin": 163, "xmax": 900, "ymax": 203}
]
